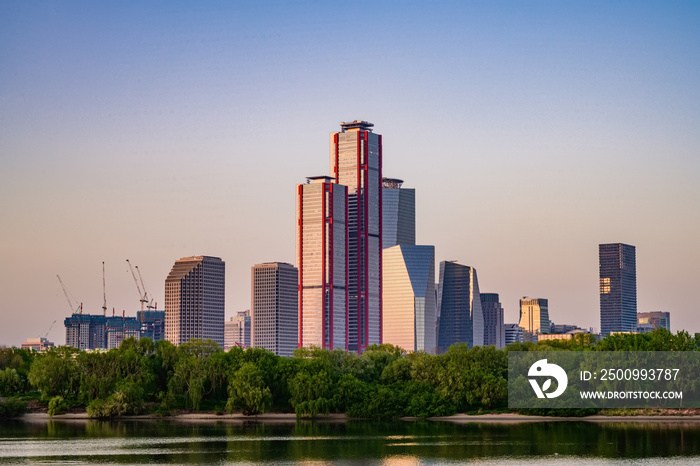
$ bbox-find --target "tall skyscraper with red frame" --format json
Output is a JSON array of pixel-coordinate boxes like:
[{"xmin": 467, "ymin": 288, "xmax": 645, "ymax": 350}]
[
  {"xmin": 330, "ymin": 121, "xmax": 382, "ymax": 353},
  {"xmin": 296, "ymin": 176, "xmax": 348, "ymax": 350}
]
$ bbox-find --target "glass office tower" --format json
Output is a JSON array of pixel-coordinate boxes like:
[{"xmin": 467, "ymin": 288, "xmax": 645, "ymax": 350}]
[
  {"xmin": 436, "ymin": 261, "xmax": 484, "ymax": 353},
  {"xmin": 599, "ymin": 243, "xmax": 637, "ymax": 335},
  {"xmin": 331, "ymin": 120, "xmax": 382, "ymax": 353},
  {"xmin": 382, "ymin": 178, "xmax": 415, "ymax": 249},
  {"xmin": 297, "ymin": 176, "xmax": 348, "ymax": 351},
  {"xmin": 383, "ymin": 245, "xmax": 436, "ymax": 353}
]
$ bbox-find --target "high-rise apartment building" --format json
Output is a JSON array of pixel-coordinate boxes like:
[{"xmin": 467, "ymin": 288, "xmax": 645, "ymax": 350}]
[
  {"xmin": 65, "ymin": 314, "xmax": 106, "ymax": 350},
  {"xmin": 297, "ymin": 176, "xmax": 348, "ymax": 350},
  {"xmin": 383, "ymin": 245, "xmax": 437, "ymax": 353},
  {"xmin": 251, "ymin": 262, "xmax": 298, "ymax": 357},
  {"xmin": 382, "ymin": 178, "xmax": 415, "ymax": 249},
  {"xmin": 164, "ymin": 256, "xmax": 225, "ymax": 347},
  {"xmin": 519, "ymin": 297, "xmax": 549, "ymax": 342},
  {"xmin": 436, "ymin": 261, "xmax": 484, "ymax": 352},
  {"xmin": 225, "ymin": 310, "xmax": 251, "ymax": 350},
  {"xmin": 331, "ymin": 120, "xmax": 382, "ymax": 353},
  {"xmin": 480, "ymin": 293, "xmax": 505, "ymax": 349},
  {"xmin": 599, "ymin": 243, "xmax": 637, "ymax": 335}
]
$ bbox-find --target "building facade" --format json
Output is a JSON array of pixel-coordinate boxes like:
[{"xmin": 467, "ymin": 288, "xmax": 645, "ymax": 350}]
[
  {"xmin": 65, "ymin": 314, "xmax": 106, "ymax": 350},
  {"xmin": 331, "ymin": 120, "xmax": 382, "ymax": 353},
  {"xmin": 251, "ymin": 262, "xmax": 298, "ymax": 357},
  {"xmin": 504, "ymin": 323, "xmax": 524, "ymax": 345},
  {"xmin": 599, "ymin": 243, "xmax": 637, "ymax": 335},
  {"xmin": 297, "ymin": 176, "xmax": 348, "ymax": 351},
  {"xmin": 137, "ymin": 310, "xmax": 165, "ymax": 342},
  {"xmin": 383, "ymin": 245, "xmax": 436, "ymax": 353},
  {"xmin": 519, "ymin": 297, "xmax": 549, "ymax": 342},
  {"xmin": 21, "ymin": 337, "xmax": 54, "ymax": 352},
  {"xmin": 105, "ymin": 315, "xmax": 141, "ymax": 349},
  {"xmin": 637, "ymin": 311, "xmax": 671, "ymax": 332},
  {"xmin": 225, "ymin": 310, "xmax": 251, "ymax": 350},
  {"xmin": 164, "ymin": 256, "xmax": 225, "ymax": 347},
  {"xmin": 382, "ymin": 178, "xmax": 415, "ymax": 249},
  {"xmin": 480, "ymin": 293, "xmax": 505, "ymax": 349},
  {"xmin": 436, "ymin": 261, "xmax": 484, "ymax": 352}
]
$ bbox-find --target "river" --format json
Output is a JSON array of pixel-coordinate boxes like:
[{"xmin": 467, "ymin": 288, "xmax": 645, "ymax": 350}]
[{"xmin": 1, "ymin": 418, "xmax": 699, "ymax": 464}]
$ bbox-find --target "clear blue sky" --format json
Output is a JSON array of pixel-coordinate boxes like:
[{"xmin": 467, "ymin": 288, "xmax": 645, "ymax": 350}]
[{"xmin": 1, "ymin": 1, "xmax": 699, "ymax": 346}]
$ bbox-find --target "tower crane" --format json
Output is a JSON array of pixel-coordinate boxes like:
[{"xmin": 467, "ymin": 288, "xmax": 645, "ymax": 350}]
[
  {"xmin": 102, "ymin": 262, "xmax": 107, "ymax": 317},
  {"xmin": 135, "ymin": 265, "xmax": 155, "ymax": 310},
  {"xmin": 126, "ymin": 259, "xmax": 148, "ymax": 312},
  {"xmin": 42, "ymin": 320, "xmax": 56, "ymax": 339},
  {"xmin": 57, "ymin": 275, "xmax": 81, "ymax": 314}
]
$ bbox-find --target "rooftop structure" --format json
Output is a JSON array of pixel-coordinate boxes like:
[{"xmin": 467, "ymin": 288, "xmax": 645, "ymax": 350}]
[{"xmin": 339, "ymin": 120, "xmax": 374, "ymax": 132}]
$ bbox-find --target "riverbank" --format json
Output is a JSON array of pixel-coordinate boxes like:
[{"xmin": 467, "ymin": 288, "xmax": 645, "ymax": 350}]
[{"xmin": 18, "ymin": 410, "xmax": 700, "ymax": 424}]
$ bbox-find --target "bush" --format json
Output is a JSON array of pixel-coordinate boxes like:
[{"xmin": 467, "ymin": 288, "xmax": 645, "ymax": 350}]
[
  {"xmin": 47, "ymin": 396, "xmax": 68, "ymax": 416},
  {"xmin": 0, "ymin": 397, "xmax": 28, "ymax": 418}
]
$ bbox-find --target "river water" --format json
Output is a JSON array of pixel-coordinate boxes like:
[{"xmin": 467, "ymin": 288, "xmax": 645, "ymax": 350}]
[{"xmin": 1, "ymin": 418, "xmax": 699, "ymax": 464}]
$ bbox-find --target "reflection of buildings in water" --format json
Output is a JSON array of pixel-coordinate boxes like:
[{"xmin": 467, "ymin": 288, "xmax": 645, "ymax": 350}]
[{"xmin": 381, "ymin": 454, "xmax": 421, "ymax": 466}]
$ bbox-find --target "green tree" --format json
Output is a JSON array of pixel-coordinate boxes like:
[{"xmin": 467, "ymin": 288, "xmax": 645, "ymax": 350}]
[
  {"xmin": 27, "ymin": 347, "xmax": 79, "ymax": 398},
  {"xmin": 227, "ymin": 362, "xmax": 271, "ymax": 415}
]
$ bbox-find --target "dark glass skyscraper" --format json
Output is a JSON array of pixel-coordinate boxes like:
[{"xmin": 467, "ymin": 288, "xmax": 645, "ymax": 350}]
[
  {"xmin": 599, "ymin": 243, "xmax": 637, "ymax": 335},
  {"xmin": 436, "ymin": 261, "xmax": 484, "ymax": 353},
  {"xmin": 331, "ymin": 121, "xmax": 382, "ymax": 353},
  {"xmin": 480, "ymin": 293, "xmax": 505, "ymax": 348}
]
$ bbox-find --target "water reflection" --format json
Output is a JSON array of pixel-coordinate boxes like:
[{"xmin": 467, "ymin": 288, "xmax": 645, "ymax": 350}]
[{"xmin": 1, "ymin": 419, "xmax": 700, "ymax": 464}]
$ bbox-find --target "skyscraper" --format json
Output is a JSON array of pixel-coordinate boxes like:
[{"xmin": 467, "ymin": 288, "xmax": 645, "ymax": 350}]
[
  {"xmin": 436, "ymin": 261, "xmax": 484, "ymax": 352},
  {"xmin": 297, "ymin": 176, "xmax": 348, "ymax": 350},
  {"xmin": 383, "ymin": 245, "xmax": 437, "ymax": 353},
  {"xmin": 331, "ymin": 120, "xmax": 382, "ymax": 353},
  {"xmin": 164, "ymin": 256, "xmax": 225, "ymax": 347},
  {"xmin": 382, "ymin": 178, "xmax": 415, "ymax": 249},
  {"xmin": 599, "ymin": 243, "xmax": 637, "ymax": 335},
  {"xmin": 480, "ymin": 293, "xmax": 505, "ymax": 348},
  {"xmin": 251, "ymin": 262, "xmax": 298, "ymax": 357},
  {"xmin": 518, "ymin": 297, "xmax": 549, "ymax": 342}
]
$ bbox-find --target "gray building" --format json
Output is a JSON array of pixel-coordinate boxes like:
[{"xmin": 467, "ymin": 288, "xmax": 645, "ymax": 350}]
[
  {"xmin": 480, "ymin": 293, "xmax": 505, "ymax": 349},
  {"xmin": 225, "ymin": 310, "xmax": 251, "ymax": 350},
  {"xmin": 382, "ymin": 178, "xmax": 415, "ymax": 249},
  {"xmin": 599, "ymin": 243, "xmax": 637, "ymax": 335},
  {"xmin": 251, "ymin": 262, "xmax": 298, "ymax": 357},
  {"xmin": 165, "ymin": 256, "xmax": 225, "ymax": 347},
  {"xmin": 436, "ymin": 261, "xmax": 484, "ymax": 352},
  {"xmin": 331, "ymin": 120, "xmax": 382, "ymax": 353}
]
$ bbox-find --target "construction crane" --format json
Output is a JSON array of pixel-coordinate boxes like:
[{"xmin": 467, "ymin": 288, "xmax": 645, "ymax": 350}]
[
  {"xmin": 57, "ymin": 275, "xmax": 81, "ymax": 314},
  {"xmin": 42, "ymin": 320, "xmax": 56, "ymax": 339},
  {"xmin": 102, "ymin": 262, "xmax": 107, "ymax": 317},
  {"xmin": 135, "ymin": 265, "xmax": 155, "ymax": 310},
  {"xmin": 126, "ymin": 259, "xmax": 149, "ymax": 313}
]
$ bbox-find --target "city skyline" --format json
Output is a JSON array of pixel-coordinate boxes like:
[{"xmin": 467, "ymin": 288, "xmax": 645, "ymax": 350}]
[{"xmin": 1, "ymin": 2, "xmax": 699, "ymax": 347}]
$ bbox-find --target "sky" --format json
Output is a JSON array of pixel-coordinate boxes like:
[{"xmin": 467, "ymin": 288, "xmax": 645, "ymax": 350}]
[{"xmin": 1, "ymin": 1, "xmax": 699, "ymax": 347}]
